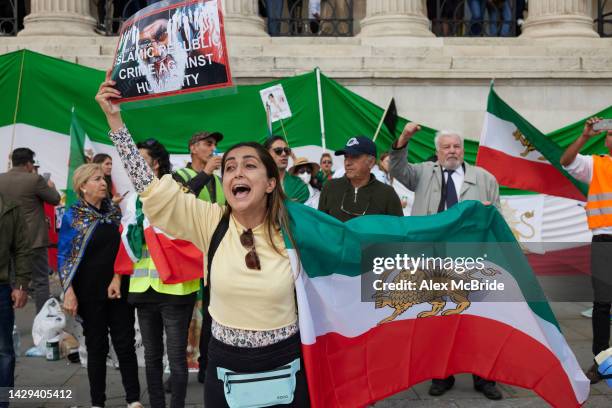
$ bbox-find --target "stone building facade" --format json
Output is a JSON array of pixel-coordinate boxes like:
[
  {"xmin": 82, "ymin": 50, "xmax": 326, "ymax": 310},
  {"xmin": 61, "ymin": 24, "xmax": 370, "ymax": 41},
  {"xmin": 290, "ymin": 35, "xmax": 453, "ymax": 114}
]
[{"xmin": 1, "ymin": 0, "xmax": 611, "ymax": 139}]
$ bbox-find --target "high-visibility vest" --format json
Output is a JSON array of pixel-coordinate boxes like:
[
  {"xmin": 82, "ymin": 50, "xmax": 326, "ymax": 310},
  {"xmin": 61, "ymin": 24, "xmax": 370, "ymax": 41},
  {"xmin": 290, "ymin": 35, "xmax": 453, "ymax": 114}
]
[
  {"xmin": 586, "ymin": 155, "xmax": 612, "ymax": 230},
  {"xmin": 129, "ymin": 245, "xmax": 200, "ymax": 296},
  {"xmin": 175, "ymin": 167, "xmax": 225, "ymax": 204}
]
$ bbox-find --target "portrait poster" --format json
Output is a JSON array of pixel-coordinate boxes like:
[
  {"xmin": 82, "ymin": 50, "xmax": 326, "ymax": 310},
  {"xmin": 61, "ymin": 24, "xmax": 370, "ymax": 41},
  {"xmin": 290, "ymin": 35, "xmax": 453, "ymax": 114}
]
[
  {"xmin": 111, "ymin": 0, "xmax": 232, "ymax": 104},
  {"xmin": 260, "ymin": 84, "xmax": 292, "ymax": 122}
]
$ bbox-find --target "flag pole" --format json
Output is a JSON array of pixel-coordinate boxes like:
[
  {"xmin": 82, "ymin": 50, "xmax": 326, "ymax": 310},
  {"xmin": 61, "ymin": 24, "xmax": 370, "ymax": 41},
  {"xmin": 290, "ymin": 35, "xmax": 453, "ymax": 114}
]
[
  {"xmin": 279, "ymin": 118, "xmax": 288, "ymax": 144},
  {"xmin": 372, "ymin": 99, "xmax": 392, "ymax": 142},
  {"xmin": 316, "ymin": 68, "xmax": 327, "ymax": 150},
  {"xmin": 8, "ymin": 50, "xmax": 26, "ymax": 171},
  {"xmin": 265, "ymin": 103, "xmax": 272, "ymax": 137}
]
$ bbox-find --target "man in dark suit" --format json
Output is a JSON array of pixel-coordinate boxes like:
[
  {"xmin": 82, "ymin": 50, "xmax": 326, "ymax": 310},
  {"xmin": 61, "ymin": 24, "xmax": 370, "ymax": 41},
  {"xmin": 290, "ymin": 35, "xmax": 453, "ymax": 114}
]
[{"xmin": 0, "ymin": 148, "xmax": 60, "ymax": 312}]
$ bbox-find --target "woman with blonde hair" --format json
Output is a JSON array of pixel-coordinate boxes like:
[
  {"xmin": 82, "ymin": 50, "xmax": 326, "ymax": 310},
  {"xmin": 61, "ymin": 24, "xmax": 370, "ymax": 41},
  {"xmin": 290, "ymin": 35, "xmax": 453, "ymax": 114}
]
[
  {"xmin": 58, "ymin": 163, "xmax": 142, "ymax": 408},
  {"xmin": 96, "ymin": 74, "xmax": 309, "ymax": 407}
]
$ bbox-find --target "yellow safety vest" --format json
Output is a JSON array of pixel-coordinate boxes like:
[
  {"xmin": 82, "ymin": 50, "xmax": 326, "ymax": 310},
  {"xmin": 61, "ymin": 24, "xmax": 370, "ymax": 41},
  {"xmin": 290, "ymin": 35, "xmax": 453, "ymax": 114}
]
[
  {"xmin": 129, "ymin": 245, "xmax": 200, "ymax": 296},
  {"xmin": 175, "ymin": 167, "xmax": 225, "ymax": 204}
]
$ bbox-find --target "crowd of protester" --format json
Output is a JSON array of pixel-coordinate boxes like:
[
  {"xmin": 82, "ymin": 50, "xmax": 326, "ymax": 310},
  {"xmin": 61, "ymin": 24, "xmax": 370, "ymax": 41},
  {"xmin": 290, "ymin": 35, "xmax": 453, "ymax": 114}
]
[{"xmin": 1, "ymin": 72, "xmax": 610, "ymax": 406}]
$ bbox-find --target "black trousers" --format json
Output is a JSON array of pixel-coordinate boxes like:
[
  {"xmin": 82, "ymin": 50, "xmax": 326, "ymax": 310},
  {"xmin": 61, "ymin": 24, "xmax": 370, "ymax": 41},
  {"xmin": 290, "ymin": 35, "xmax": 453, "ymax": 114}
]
[
  {"xmin": 204, "ymin": 333, "xmax": 309, "ymax": 407},
  {"xmin": 432, "ymin": 374, "xmax": 494, "ymax": 388},
  {"xmin": 591, "ymin": 235, "xmax": 612, "ymax": 356},
  {"xmin": 198, "ymin": 280, "xmax": 212, "ymax": 381},
  {"xmin": 136, "ymin": 301, "xmax": 195, "ymax": 408},
  {"xmin": 79, "ymin": 299, "xmax": 140, "ymax": 407}
]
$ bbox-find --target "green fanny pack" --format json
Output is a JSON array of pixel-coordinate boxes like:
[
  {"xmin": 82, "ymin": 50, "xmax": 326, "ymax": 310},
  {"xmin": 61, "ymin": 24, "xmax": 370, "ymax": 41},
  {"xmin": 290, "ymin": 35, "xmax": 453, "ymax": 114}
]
[{"xmin": 216, "ymin": 358, "xmax": 301, "ymax": 407}]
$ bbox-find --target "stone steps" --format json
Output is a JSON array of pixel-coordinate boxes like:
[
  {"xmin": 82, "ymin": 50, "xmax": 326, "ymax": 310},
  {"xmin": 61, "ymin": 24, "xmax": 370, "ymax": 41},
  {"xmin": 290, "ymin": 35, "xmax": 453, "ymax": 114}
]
[{"xmin": 2, "ymin": 35, "xmax": 612, "ymax": 79}]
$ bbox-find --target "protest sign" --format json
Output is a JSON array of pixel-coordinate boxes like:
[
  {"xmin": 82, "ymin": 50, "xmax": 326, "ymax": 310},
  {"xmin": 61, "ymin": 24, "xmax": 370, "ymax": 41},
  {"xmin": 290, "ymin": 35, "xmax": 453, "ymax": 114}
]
[
  {"xmin": 260, "ymin": 84, "xmax": 292, "ymax": 122},
  {"xmin": 111, "ymin": 0, "xmax": 232, "ymax": 104}
]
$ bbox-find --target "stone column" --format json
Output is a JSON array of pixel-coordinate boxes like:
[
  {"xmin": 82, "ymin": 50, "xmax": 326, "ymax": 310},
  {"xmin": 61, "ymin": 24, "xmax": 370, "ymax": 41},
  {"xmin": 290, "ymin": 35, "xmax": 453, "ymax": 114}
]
[
  {"xmin": 222, "ymin": 0, "xmax": 267, "ymax": 36},
  {"xmin": 521, "ymin": 0, "xmax": 599, "ymax": 38},
  {"xmin": 359, "ymin": 0, "xmax": 433, "ymax": 37},
  {"xmin": 19, "ymin": 0, "xmax": 96, "ymax": 36}
]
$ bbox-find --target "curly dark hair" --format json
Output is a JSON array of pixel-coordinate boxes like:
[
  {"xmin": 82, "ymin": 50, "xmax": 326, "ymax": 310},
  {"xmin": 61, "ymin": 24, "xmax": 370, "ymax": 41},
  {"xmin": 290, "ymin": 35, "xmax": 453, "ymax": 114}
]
[{"xmin": 136, "ymin": 138, "xmax": 172, "ymax": 177}]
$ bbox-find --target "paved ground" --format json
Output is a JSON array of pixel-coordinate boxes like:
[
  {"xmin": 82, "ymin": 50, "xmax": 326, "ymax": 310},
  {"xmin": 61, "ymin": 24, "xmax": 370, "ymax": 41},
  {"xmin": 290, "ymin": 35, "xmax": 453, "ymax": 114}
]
[{"xmin": 8, "ymin": 301, "xmax": 612, "ymax": 407}]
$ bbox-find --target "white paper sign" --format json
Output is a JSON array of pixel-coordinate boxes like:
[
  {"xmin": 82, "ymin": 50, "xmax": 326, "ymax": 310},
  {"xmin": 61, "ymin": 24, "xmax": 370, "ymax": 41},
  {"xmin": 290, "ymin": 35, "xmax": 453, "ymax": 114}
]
[{"xmin": 260, "ymin": 84, "xmax": 292, "ymax": 122}]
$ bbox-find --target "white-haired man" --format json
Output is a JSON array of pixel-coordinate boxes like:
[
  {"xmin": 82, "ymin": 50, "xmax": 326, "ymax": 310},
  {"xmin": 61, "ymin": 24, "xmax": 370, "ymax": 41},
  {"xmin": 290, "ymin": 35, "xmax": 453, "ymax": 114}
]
[
  {"xmin": 389, "ymin": 123, "xmax": 500, "ymax": 216},
  {"xmin": 389, "ymin": 122, "xmax": 502, "ymax": 400}
]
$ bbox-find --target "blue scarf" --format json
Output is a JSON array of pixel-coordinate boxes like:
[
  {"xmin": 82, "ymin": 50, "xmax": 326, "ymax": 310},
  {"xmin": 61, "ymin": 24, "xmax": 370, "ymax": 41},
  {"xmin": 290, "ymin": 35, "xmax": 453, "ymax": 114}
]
[{"xmin": 57, "ymin": 198, "xmax": 121, "ymax": 292}]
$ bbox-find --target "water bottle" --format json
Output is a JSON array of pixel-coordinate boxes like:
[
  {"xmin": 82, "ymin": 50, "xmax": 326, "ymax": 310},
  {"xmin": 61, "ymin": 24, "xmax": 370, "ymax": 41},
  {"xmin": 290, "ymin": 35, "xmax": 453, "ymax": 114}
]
[{"xmin": 13, "ymin": 324, "xmax": 20, "ymax": 357}]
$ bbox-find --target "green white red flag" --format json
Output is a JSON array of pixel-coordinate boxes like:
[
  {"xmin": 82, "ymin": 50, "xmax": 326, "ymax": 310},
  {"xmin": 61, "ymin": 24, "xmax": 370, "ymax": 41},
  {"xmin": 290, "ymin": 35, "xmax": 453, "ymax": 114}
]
[
  {"xmin": 285, "ymin": 201, "xmax": 589, "ymax": 407},
  {"xmin": 476, "ymin": 86, "xmax": 588, "ymax": 201}
]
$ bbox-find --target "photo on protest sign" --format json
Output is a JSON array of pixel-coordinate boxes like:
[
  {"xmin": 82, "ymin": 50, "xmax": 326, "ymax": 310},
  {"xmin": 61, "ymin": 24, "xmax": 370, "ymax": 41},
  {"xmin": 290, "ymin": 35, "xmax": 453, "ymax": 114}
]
[
  {"xmin": 110, "ymin": 0, "xmax": 232, "ymax": 103},
  {"xmin": 260, "ymin": 84, "xmax": 292, "ymax": 122}
]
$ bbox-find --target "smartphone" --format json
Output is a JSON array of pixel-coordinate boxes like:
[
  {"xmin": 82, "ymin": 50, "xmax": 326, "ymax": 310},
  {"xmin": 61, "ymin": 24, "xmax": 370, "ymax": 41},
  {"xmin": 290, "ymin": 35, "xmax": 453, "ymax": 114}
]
[
  {"xmin": 42, "ymin": 172, "xmax": 51, "ymax": 182},
  {"xmin": 593, "ymin": 119, "xmax": 612, "ymax": 132}
]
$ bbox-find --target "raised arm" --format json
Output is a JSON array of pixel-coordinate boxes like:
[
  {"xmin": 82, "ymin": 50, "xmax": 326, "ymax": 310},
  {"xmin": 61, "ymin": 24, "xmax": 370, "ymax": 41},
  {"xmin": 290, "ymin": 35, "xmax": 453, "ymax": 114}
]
[
  {"xmin": 389, "ymin": 122, "xmax": 422, "ymax": 191},
  {"xmin": 95, "ymin": 71, "xmax": 155, "ymax": 193},
  {"xmin": 95, "ymin": 72, "xmax": 223, "ymax": 251},
  {"xmin": 560, "ymin": 117, "xmax": 601, "ymax": 166}
]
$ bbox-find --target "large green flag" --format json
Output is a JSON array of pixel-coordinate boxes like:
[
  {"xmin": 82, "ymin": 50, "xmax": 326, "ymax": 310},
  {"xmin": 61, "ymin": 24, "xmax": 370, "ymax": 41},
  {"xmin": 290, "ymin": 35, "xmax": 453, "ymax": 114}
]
[
  {"xmin": 65, "ymin": 108, "xmax": 87, "ymax": 206},
  {"xmin": 0, "ymin": 49, "xmax": 609, "ymax": 196}
]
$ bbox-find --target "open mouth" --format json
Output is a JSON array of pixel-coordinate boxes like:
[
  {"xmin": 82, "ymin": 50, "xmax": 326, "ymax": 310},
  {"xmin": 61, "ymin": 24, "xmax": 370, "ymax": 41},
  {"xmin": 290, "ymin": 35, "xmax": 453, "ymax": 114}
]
[{"xmin": 232, "ymin": 184, "xmax": 251, "ymax": 199}]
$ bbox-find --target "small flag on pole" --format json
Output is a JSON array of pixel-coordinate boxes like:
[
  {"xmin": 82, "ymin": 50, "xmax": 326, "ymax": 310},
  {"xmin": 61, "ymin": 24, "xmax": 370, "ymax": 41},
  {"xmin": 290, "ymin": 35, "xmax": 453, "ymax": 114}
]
[
  {"xmin": 65, "ymin": 107, "xmax": 88, "ymax": 206},
  {"xmin": 373, "ymin": 98, "xmax": 398, "ymax": 141},
  {"xmin": 383, "ymin": 98, "xmax": 398, "ymax": 136}
]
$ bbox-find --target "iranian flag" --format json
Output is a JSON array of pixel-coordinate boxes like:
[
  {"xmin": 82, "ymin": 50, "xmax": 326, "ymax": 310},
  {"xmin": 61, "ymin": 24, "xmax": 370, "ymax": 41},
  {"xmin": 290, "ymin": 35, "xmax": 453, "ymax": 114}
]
[
  {"xmin": 476, "ymin": 86, "xmax": 588, "ymax": 201},
  {"xmin": 114, "ymin": 194, "xmax": 203, "ymax": 283},
  {"xmin": 285, "ymin": 201, "xmax": 589, "ymax": 407}
]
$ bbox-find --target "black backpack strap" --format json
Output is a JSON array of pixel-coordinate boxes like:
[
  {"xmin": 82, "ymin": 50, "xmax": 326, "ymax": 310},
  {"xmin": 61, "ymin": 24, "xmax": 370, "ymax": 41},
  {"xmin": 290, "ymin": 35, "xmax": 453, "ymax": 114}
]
[
  {"xmin": 199, "ymin": 212, "xmax": 230, "ymax": 381},
  {"xmin": 207, "ymin": 213, "xmax": 230, "ymax": 282}
]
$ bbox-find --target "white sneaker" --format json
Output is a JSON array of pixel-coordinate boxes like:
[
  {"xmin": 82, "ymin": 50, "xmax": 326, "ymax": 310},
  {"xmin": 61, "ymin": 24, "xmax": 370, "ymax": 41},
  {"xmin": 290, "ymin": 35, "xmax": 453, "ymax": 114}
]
[
  {"xmin": 580, "ymin": 307, "xmax": 612, "ymax": 321},
  {"xmin": 127, "ymin": 402, "xmax": 144, "ymax": 408}
]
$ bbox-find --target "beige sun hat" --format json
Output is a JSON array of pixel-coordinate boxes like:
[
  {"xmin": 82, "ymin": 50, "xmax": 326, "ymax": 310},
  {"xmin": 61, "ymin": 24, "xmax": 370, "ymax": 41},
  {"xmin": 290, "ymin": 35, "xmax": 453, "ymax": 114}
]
[{"xmin": 289, "ymin": 157, "xmax": 320, "ymax": 176}]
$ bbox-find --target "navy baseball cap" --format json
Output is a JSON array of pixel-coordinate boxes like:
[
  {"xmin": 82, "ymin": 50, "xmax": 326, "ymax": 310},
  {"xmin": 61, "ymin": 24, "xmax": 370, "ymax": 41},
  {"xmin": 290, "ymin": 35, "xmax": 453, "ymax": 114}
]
[{"xmin": 335, "ymin": 136, "xmax": 377, "ymax": 157}]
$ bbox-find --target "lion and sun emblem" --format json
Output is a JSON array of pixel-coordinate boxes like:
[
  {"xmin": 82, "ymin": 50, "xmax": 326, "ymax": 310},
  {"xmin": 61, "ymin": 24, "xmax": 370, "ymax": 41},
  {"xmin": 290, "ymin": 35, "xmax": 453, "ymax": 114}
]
[{"xmin": 373, "ymin": 266, "xmax": 499, "ymax": 326}]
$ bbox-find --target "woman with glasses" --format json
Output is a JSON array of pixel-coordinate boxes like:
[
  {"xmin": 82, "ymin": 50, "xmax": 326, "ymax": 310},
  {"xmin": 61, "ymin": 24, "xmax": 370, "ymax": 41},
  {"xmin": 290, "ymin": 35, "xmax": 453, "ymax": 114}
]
[
  {"xmin": 115, "ymin": 138, "xmax": 200, "ymax": 408},
  {"xmin": 263, "ymin": 136, "xmax": 310, "ymax": 204},
  {"xmin": 96, "ymin": 74, "xmax": 309, "ymax": 407},
  {"xmin": 58, "ymin": 163, "xmax": 142, "ymax": 408},
  {"xmin": 317, "ymin": 152, "xmax": 334, "ymax": 186},
  {"xmin": 289, "ymin": 157, "xmax": 321, "ymax": 209}
]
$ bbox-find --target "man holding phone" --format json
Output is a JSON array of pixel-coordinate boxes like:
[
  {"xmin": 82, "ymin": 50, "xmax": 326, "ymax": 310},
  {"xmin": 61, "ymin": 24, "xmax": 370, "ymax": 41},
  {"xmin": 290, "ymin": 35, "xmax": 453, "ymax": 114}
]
[
  {"xmin": 174, "ymin": 131, "xmax": 224, "ymax": 203},
  {"xmin": 0, "ymin": 148, "xmax": 61, "ymax": 313},
  {"xmin": 561, "ymin": 117, "xmax": 612, "ymax": 383}
]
